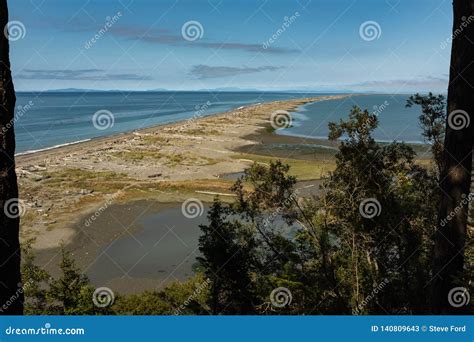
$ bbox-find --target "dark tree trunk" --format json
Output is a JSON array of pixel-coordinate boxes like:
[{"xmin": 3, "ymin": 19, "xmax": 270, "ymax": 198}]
[
  {"xmin": 433, "ymin": 0, "xmax": 474, "ymax": 314},
  {"xmin": 0, "ymin": 0, "xmax": 23, "ymax": 315}
]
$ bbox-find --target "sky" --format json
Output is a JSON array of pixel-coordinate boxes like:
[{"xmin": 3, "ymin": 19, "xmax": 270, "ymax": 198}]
[{"xmin": 7, "ymin": 0, "xmax": 453, "ymax": 92}]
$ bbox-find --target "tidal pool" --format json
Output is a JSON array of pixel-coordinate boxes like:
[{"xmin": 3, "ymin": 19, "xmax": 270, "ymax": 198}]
[{"xmin": 84, "ymin": 204, "xmax": 209, "ymax": 293}]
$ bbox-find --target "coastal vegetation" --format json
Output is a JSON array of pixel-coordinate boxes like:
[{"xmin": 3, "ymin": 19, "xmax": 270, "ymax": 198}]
[
  {"xmin": 18, "ymin": 98, "xmax": 472, "ymax": 315},
  {"xmin": 0, "ymin": 0, "xmax": 472, "ymax": 317}
]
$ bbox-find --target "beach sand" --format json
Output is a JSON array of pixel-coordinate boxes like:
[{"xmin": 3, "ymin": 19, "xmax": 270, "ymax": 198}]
[
  {"xmin": 18, "ymin": 95, "xmax": 350, "ymax": 253},
  {"xmin": 17, "ymin": 93, "xmax": 438, "ymax": 292}
]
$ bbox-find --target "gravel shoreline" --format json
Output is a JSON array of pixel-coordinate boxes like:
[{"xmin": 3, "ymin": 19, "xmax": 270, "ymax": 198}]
[{"xmin": 18, "ymin": 95, "xmax": 348, "ymax": 251}]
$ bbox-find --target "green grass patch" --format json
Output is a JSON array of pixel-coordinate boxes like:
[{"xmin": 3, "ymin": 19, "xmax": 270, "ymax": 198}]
[
  {"xmin": 42, "ymin": 168, "xmax": 131, "ymax": 193},
  {"xmin": 232, "ymin": 153, "xmax": 335, "ymax": 181}
]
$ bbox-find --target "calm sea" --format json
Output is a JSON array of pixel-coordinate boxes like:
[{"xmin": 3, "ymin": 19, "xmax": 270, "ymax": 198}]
[
  {"xmin": 14, "ymin": 92, "xmax": 424, "ymax": 154},
  {"xmin": 279, "ymin": 94, "xmax": 424, "ymax": 144}
]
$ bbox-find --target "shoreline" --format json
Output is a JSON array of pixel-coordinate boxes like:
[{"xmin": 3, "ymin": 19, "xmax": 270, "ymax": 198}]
[
  {"xmin": 15, "ymin": 92, "xmax": 427, "ymax": 160},
  {"xmin": 19, "ymin": 94, "xmax": 349, "ymax": 250},
  {"xmin": 20, "ymin": 93, "xmax": 432, "ymax": 293},
  {"xmin": 18, "ymin": 92, "xmax": 432, "ymax": 250},
  {"xmin": 15, "ymin": 97, "xmax": 300, "ymax": 159},
  {"xmin": 16, "ymin": 139, "xmax": 92, "ymax": 157},
  {"xmin": 16, "ymin": 95, "xmax": 348, "ymax": 168},
  {"xmin": 22, "ymin": 94, "xmax": 348, "ymax": 292},
  {"xmin": 16, "ymin": 101, "xmax": 273, "ymax": 163}
]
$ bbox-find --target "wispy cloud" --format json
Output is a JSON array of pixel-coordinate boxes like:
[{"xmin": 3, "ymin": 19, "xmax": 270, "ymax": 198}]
[
  {"xmin": 16, "ymin": 69, "xmax": 152, "ymax": 81},
  {"xmin": 108, "ymin": 26, "xmax": 299, "ymax": 54},
  {"xmin": 189, "ymin": 65, "xmax": 283, "ymax": 79},
  {"xmin": 195, "ymin": 42, "xmax": 298, "ymax": 54},
  {"xmin": 55, "ymin": 16, "xmax": 299, "ymax": 54}
]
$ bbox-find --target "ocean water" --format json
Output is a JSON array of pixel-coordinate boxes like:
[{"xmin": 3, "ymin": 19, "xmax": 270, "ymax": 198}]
[
  {"xmin": 14, "ymin": 92, "xmax": 424, "ymax": 154},
  {"xmin": 279, "ymin": 94, "xmax": 424, "ymax": 144},
  {"xmin": 14, "ymin": 91, "xmax": 326, "ymax": 154}
]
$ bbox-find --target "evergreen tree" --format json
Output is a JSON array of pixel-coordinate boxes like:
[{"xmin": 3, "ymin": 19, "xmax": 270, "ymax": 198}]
[
  {"xmin": 197, "ymin": 198, "xmax": 257, "ymax": 314},
  {"xmin": 21, "ymin": 241, "xmax": 50, "ymax": 315},
  {"xmin": 47, "ymin": 248, "xmax": 96, "ymax": 315}
]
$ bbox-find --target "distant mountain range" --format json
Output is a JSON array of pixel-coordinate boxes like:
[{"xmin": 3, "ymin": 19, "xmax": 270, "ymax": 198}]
[{"xmin": 18, "ymin": 87, "xmax": 360, "ymax": 94}]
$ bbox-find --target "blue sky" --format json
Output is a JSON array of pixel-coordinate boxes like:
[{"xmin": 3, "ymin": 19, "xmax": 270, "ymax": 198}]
[{"xmin": 8, "ymin": 0, "xmax": 452, "ymax": 92}]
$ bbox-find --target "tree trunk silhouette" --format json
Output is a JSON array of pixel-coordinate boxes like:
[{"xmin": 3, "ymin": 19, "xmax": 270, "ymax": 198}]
[
  {"xmin": 0, "ymin": 0, "xmax": 23, "ymax": 315},
  {"xmin": 433, "ymin": 0, "xmax": 474, "ymax": 314}
]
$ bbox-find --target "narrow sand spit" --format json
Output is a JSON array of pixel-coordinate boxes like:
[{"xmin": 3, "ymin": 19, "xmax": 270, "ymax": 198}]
[{"xmin": 16, "ymin": 95, "xmax": 350, "ymax": 250}]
